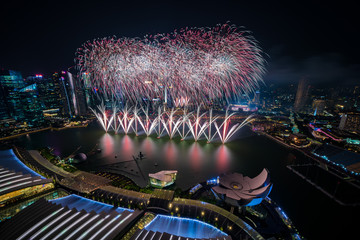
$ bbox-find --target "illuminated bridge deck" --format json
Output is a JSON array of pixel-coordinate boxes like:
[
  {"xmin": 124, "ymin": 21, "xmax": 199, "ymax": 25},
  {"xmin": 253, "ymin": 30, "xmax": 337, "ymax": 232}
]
[{"xmin": 0, "ymin": 198, "xmax": 143, "ymax": 240}]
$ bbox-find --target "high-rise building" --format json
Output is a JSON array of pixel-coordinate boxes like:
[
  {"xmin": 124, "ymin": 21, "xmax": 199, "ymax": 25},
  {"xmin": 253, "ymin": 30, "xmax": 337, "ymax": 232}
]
[
  {"xmin": 0, "ymin": 85, "xmax": 8, "ymax": 120},
  {"xmin": 312, "ymin": 99, "xmax": 326, "ymax": 115},
  {"xmin": 81, "ymin": 72, "xmax": 97, "ymax": 109},
  {"xmin": 0, "ymin": 70, "xmax": 44, "ymax": 125},
  {"xmin": 26, "ymin": 74, "xmax": 62, "ymax": 112},
  {"xmin": 339, "ymin": 112, "xmax": 360, "ymax": 133},
  {"xmin": 294, "ymin": 77, "xmax": 309, "ymax": 112},
  {"xmin": 18, "ymin": 84, "xmax": 44, "ymax": 126},
  {"xmin": 53, "ymin": 71, "xmax": 87, "ymax": 117},
  {"xmin": 72, "ymin": 72, "xmax": 88, "ymax": 116},
  {"xmin": 0, "ymin": 70, "xmax": 26, "ymax": 120},
  {"xmin": 253, "ymin": 90, "xmax": 260, "ymax": 105}
]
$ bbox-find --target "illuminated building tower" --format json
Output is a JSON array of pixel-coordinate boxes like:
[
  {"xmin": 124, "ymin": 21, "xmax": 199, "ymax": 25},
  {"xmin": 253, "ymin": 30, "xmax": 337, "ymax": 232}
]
[
  {"xmin": 312, "ymin": 99, "xmax": 326, "ymax": 115},
  {"xmin": 294, "ymin": 77, "xmax": 310, "ymax": 112},
  {"xmin": 18, "ymin": 83, "xmax": 44, "ymax": 126},
  {"xmin": 0, "ymin": 85, "xmax": 8, "ymax": 119},
  {"xmin": 26, "ymin": 74, "xmax": 62, "ymax": 114},
  {"xmin": 52, "ymin": 71, "xmax": 87, "ymax": 117},
  {"xmin": 253, "ymin": 90, "xmax": 260, "ymax": 105},
  {"xmin": 354, "ymin": 86, "xmax": 360, "ymax": 110},
  {"xmin": 81, "ymin": 72, "xmax": 100, "ymax": 109},
  {"xmin": 73, "ymin": 72, "xmax": 87, "ymax": 116},
  {"xmin": 52, "ymin": 71, "xmax": 70, "ymax": 116},
  {"xmin": 0, "ymin": 70, "xmax": 26, "ymax": 120},
  {"xmin": 0, "ymin": 70, "xmax": 44, "ymax": 126},
  {"xmin": 339, "ymin": 112, "xmax": 360, "ymax": 133}
]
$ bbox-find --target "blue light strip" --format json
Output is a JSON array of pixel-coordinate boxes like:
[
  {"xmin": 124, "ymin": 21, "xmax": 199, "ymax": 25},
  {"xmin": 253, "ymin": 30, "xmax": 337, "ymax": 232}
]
[
  {"xmin": 50, "ymin": 194, "xmax": 133, "ymax": 213},
  {"xmin": 313, "ymin": 152, "xmax": 360, "ymax": 176},
  {"xmin": 0, "ymin": 149, "xmax": 45, "ymax": 179},
  {"xmin": 145, "ymin": 214, "xmax": 227, "ymax": 237}
]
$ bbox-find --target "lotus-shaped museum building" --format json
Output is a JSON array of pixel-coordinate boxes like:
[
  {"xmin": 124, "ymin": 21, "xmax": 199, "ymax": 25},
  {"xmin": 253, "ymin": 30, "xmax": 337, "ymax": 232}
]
[{"xmin": 212, "ymin": 168, "xmax": 272, "ymax": 206}]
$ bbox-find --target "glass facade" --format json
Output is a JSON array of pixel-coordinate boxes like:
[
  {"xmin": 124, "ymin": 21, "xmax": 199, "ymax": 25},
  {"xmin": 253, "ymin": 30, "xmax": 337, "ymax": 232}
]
[
  {"xmin": 0, "ymin": 70, "xmax": 45, "ymax": 126},
  {"xmin": 0, "ymin": 70, "xmax": 26, "ymax": 120}
]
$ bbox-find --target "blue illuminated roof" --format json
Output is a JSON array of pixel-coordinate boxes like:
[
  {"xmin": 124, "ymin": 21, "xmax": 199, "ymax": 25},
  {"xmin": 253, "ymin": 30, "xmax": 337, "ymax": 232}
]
[
  {"xmin": 50, "ymin": 194, "xmax": 132, "ymax": 214},
  {"xmin": 0, "ymin": 149, "xmax": 45, "ymax": 179},
  {"xmin": 314, "ymin": 144, "xmax": 360, "ymax": 166},
  {"xmin": 145, "ymin": 214, "xmax": 227, "ymax": 239}
]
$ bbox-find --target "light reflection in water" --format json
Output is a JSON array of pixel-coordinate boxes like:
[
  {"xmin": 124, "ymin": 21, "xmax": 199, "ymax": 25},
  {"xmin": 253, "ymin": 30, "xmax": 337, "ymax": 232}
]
[
  {"xmin": 163, "ymin": 141, "xmax": 178, "ymax": 168},
  {"xmin": 100, "ymin": 133, "xmax": 114, "ymax": 157},
  {"xmin": 121, "ymin": 135, "xmax": 134, "ymax": 160},
  {"xmin": 97, "ymin": 133, "xmax": 233, "ymax": 187},
  {"xmin": 188, "ymin": 142, "xmax": 204, "ymax": 171},
  {"xmin": 140, "ymin": 137, "xmax": 157, "ymax": 158},
  {"xmin": 215, "ymin": 145, "xmax": 231, "ymax": 173}
]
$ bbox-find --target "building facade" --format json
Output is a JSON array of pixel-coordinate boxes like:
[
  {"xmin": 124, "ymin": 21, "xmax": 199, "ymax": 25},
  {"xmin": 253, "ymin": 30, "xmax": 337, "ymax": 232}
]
[{"xmin": 294, "ymin": 77, "xmax": 310, "ymax": 112}]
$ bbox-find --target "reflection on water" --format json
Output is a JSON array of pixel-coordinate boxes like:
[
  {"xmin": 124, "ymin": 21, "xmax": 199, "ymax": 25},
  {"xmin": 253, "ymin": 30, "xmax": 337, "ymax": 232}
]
[
  {"xmin": 87, "ymin": 133, "xmax": 234, "ymax": 189},
  {"xmin": 140, "ymin": 137, "xmax": 157, "ymax": 158},
  {"xmin": 163, "ymin": 141, "xmax": 178, "ymax": 168},
  {"xmin": 121, "ymin": 135, "xmax": 134, "ymax": 160},
  {"xmin": 10, "ymin": 126, "xmax": 254, "ymax": 190},
  {"xmin": 100, "ymin": 133, "xmax": 114, "ymax": 157},
  {"xmin": 189, "ymin": 142, "xmax": 204, "ymax": 171},
  {"xmin": 215, "ymin": 145, "xmax": 231, "ymax": 173}
]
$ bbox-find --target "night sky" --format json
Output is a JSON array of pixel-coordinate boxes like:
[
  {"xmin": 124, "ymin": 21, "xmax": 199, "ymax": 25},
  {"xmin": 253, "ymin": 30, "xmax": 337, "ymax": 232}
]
[{"xmin": 1, "ymin": 0, "xmax": 359, "ymax": 85}]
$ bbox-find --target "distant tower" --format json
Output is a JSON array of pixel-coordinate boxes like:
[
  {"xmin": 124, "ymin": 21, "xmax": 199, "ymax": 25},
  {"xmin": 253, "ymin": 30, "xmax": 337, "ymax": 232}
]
[
  {"xmin": 339, "ymin": 112, "xmax": 360, "ymax": 132},
  {"xmin": 294, "ymin": 77, "xmax": 309, "ymax": 112},
  {"xmin": 312, "ymin": 99, "xmax": 326, "ymax": 115},
  {"xmin": 0, "ymin": 70, "xmax": 26, "ymax": 120},
  {"xmin": 339, "ymin": 114, "xmax": 347, "ymax": 130},
  {"xmin": 253, "ymin": 90, "xmax": 260, "ymax": 105}
]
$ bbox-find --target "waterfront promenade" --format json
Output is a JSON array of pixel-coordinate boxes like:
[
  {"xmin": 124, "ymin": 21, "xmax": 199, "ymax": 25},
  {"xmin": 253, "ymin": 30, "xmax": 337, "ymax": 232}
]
[
  {"xmin": 0, "ymin": 122, "xmax": 89, "ymax": 141},
  {"xmin": 11, "ymin": 146, "xmax": 264, "ymax": 240}
]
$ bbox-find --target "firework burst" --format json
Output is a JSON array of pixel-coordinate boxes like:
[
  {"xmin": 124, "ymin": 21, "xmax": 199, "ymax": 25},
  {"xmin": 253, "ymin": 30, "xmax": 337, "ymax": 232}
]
[{"xmin": 76, "ymin": 23, "xmax": 265, "ymax": 105}]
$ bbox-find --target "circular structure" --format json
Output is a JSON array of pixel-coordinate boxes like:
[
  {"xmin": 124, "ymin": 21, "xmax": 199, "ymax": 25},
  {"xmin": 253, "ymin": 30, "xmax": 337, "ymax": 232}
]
[
  {"xmin": 76, "ymin": 23, "xmax": 266, "ymax": 104},
  {"xmin": 73, "ymin": 153, "xmax": 87, "ymax": 163}
]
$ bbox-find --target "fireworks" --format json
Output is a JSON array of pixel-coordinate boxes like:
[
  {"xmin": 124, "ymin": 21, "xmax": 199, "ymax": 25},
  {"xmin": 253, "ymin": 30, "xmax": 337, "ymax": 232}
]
[
  {"xmin": 93, "ymin": 103, "xmax": 253, "ymax": 144},
  {"xmin": 76, "ymin": 23, "xmax": 265, "ymax": 105}
]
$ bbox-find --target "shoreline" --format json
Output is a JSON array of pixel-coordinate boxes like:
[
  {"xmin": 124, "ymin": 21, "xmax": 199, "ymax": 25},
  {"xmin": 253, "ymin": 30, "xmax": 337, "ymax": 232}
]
[{"xmin": 0, "ymin": 124, "xmax": 89, "ymax": 141}]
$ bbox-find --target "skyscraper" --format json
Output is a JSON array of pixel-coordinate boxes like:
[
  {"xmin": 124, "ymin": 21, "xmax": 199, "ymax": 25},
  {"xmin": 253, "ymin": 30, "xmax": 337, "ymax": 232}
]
[
  {"xmin": 294, "ymin": 77, "xmax": 309, "ymax": 112},
  {"xmin": 18, "ymin": 84, "xmax": 44, "ymax": 126},
  {"xmin": 26, "ymin": 74, "xmax": 62, "ymax": 112},
  {"xmin": 312, "ymin": 99, "xmax": 326, "ymax": 115},
  {"xmin": 339, "ymin": 112, "xmax": 360, "ymax": 133},
  {"xmin": 0, "ymin": 70, "xmax": 26, "ymax": 120},
  {"xmin": 53, "ymin": 71, "xmax": 87, "ymax": 117},
  {"xmin": 0, "ymin": 70, "xmax": 44, "ymax": 126}
]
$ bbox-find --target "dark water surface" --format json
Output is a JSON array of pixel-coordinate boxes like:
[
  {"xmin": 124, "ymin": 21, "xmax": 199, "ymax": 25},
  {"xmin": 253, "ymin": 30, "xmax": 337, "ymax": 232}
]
[{"xmin": 10, "ymin": 124, "xmax": 359, "ymax": 239}]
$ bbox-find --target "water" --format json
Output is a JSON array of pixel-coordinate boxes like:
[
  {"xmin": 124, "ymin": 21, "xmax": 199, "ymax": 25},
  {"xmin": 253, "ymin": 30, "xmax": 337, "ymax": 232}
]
[{"xmin": 9, "ymin": 124, "xmax": 360, "ymax": 239}]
